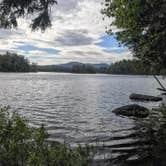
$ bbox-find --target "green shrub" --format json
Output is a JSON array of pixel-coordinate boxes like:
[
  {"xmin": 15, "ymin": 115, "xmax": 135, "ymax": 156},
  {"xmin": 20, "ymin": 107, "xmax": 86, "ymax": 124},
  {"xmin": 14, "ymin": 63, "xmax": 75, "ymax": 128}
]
[{"xmin": 0, "ymin": 106, "xmax": 94, "ymax": 166}]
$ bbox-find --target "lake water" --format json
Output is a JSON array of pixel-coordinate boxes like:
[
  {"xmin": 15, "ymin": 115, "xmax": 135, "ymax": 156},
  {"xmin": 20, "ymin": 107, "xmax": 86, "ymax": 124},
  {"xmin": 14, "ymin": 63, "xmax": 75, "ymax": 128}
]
[{"xmin": 0, "ymin": 73, "xmax": 165, "ymax": 164}]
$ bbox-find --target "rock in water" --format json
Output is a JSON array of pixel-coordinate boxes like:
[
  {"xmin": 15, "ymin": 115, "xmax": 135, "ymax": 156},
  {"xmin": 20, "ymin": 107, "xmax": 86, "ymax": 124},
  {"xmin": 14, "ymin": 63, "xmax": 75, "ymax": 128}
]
[
  {"xmin": 112, "ymin": 104, "xmax": 149, "ymax": 118},
  {"xmin": 129, "ymin": 93, "xmax": 162, "ymax": 101}
]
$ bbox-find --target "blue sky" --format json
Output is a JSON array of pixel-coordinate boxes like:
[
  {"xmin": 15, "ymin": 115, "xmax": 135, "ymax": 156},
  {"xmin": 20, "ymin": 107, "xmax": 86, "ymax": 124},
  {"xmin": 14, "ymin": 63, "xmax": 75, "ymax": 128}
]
[
  {"xmin": 18, "ymin": 45, "xmax": 60, "ymax": 55},
  {"xmin": 97, "ymin": 35, "xmax": 119, "ymax": 48},
  {"xmin": 0, "ymin": 0, "xmax": 131, "ymax": 65}
]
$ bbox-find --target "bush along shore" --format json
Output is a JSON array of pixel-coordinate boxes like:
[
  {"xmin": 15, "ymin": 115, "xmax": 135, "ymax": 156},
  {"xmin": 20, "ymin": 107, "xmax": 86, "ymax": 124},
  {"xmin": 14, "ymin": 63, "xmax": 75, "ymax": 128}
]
[{"xmin": 0, "ymin": 106, "xmax": 94, "ymax": 166}]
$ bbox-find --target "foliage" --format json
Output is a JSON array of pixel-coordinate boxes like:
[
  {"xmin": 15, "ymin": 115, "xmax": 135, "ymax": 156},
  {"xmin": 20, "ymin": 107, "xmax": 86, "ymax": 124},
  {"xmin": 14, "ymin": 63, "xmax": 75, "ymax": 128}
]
[
  {"xmin": 0, "ymin": 52, "xmax": 37, "ymax": 72},
  {"xmin": 102, "ymin": 0, "xmax": 166, "ymax": 69},
  {"xmin": 107, "ymin": 59, "xmax": 165, "ymax": 75},
  {"xmin": 0, "ymin": 106, "xmax": 94, "ymax": 166},
  {"xmin": 146, "ymin": 106, "xmax": 166, "ymax": 165},
  {"xmin": 1, "ymin": 53, "xmax": 165, "ymax": 75},
  {"xmin": 0, "ymin": 0, "xmax": 57, "ymax": 31},
  {"xmin": 71, "ymin": 65, "xmax": 97, "ymax": 74},
  {"xmin": 37, "ymin": 64, "xmax": 108, "ymax": 74}
]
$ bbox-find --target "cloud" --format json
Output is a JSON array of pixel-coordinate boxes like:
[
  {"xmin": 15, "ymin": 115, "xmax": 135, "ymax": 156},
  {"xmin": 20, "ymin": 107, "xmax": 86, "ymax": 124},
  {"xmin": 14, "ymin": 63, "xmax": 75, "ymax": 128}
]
[
  {"xmin": 18, "ymin": 44, "xmax": 59, "ymax": 54},
  {"xmin": 55, "ymin": 0, "xmax": 80, "ymax": 12},
  {"xmin": 55, "ymin": 30, "xmax": 93, "ymax": 46},
  {"xmin": 0, "ymin": 0, "xmax": 132, "ymax": 65}
]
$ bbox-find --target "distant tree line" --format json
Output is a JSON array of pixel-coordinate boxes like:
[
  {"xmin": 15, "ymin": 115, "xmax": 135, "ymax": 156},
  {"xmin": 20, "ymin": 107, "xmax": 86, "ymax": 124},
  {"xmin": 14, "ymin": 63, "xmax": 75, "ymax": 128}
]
[
  {"xmin": 107, "ymin": 60, "xmax": 166, "ymax": 75},
  {"xmin": 71, "ymin": 65, "xmax": 96, "ymax": 73},
  {"xmin": 37, "ymin": 64, "xmax": 108, "ymax": 74},
  {"xmin": 38, "ymin": 60, "xmax": 166, "ymax": 75},
  {"xmin": 0, "ymin": 52, "xmax": 37, "ymax": 72},
  {"xmin": 1, "ymin": 53, "xmax": 165, "ymax": 75}
]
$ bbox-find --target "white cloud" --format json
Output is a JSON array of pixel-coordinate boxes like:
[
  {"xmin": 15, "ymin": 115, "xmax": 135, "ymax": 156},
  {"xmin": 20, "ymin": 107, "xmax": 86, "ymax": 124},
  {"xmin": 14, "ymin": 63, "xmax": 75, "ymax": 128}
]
[{"xmin": 0, "ymin": 0, "xmax": 131, "ymax": 65}]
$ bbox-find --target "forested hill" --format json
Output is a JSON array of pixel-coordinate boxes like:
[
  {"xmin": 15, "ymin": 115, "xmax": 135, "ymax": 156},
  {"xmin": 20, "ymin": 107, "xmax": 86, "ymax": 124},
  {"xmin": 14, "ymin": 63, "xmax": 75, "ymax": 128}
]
[
  {"xmin": 37, "ymin": 62, "xmax": 109, "ymax": 73},
  {"xmin": 0, "ymin": 52, "xmax": 37, "ymax": 72}
]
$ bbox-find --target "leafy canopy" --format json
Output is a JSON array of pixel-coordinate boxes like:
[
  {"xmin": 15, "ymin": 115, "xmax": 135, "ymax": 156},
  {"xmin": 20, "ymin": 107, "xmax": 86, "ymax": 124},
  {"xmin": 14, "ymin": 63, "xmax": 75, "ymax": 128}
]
[
  {"xmin": 102, "ymin": 0, "xmax": 166, "ymax": 69},
  {"xmin": 0, "ymin": 0, "xmax": 57, "ymax": 31}
]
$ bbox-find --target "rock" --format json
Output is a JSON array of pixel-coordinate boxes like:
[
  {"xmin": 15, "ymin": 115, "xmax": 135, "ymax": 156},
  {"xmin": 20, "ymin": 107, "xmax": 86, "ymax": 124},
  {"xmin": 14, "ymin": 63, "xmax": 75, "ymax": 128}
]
[
  {"xmin": 112, "ymin": 104, "xmax": 149, "ymax": 118},
  {"xmin": 129, "ymin": 93, "xmax": 163, "ymax": 101}
]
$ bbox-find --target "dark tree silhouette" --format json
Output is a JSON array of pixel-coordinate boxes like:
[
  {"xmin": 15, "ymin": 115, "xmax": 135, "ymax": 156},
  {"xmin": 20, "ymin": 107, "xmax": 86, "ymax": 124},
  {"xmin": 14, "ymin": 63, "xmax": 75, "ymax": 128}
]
[
  {"xmin": 0, "ymin": 0, "xmax": 57, "ymax": 31},
  {"xmin": 107, "ymin": 60, "xmax": 155, "ymax": 75},
  {"xmin": 0, "ymin": 52, "xmax": 37, "ymax": 72}
]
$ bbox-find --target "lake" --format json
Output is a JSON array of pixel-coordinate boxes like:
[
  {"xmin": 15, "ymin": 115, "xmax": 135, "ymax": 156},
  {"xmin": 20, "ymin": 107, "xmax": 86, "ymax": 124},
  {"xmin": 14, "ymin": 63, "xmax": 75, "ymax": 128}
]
[{"xmin": 0, "ymin": 73, "xmax": 165, "ymax": 164}]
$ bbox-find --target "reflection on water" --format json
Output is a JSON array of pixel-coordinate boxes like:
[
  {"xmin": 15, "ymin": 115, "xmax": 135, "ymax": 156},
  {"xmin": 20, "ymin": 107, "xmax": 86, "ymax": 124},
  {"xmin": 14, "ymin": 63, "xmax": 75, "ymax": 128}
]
[
  {"xmin": 105, "ymin": 108, "xmax": 166, "ymax": 166},
  {"xmin": 0, "ymin": 73, "xmax": 166, "ymax": 165}
]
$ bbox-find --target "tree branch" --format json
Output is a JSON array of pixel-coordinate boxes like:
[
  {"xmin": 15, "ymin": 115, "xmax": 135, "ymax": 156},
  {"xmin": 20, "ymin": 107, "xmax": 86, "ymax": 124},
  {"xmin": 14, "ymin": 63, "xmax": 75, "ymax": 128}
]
[{"xmin": 153, "ymin": 75, "xmax": 166, "ymax": 91}]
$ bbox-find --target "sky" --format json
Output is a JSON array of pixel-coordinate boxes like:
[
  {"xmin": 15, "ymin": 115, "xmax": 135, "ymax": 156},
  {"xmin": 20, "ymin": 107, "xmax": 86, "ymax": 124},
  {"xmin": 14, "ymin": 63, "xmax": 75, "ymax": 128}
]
[{"xmin": 0, "ymin": 0, "xmax": 132, "ymax": 65}]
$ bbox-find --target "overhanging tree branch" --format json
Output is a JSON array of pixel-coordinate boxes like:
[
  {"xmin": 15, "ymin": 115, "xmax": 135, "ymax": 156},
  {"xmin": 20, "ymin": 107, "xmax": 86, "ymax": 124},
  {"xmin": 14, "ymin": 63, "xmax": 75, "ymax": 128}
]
[{"xmin": 0, "ymin": 0, "xmax": 57, "ymax": 31}]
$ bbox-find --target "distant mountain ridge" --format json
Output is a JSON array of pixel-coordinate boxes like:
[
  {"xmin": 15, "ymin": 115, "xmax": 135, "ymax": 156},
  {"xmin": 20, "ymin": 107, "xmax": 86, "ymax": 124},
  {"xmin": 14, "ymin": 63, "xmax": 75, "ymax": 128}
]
[
  {"xmin": 37, "ymin": 62, "xmax": 110, "ymax": 73},
  {"xmin": 56, "ymin": 62, "xmax": 109, "ymax": 69}
]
